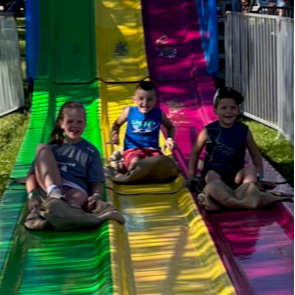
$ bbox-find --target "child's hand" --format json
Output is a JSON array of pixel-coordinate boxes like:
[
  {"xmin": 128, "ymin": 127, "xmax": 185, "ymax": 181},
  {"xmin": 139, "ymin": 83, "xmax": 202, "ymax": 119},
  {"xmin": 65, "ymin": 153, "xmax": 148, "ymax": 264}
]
[
  {"xmin": 183, "ymin": 176, "xmax": 193, "ymax": 188},
  {"xmin": 87, "ymin": 193, "xmax": 101, "ymax": 212},
  {"xmin": 165, "ymin": 138, "xmax": 176, "ymax": 151},
  {"xmin": 107, "ymin": 132, "xmax": 119, "ymax": 145}
]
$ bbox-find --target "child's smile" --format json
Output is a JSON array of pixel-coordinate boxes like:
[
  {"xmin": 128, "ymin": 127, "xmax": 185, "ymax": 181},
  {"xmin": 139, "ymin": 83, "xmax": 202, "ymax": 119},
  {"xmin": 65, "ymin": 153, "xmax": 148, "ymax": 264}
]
[
  {"xmin": 133, "ymin": 89, "xmax": 156, "ymax": 114},
  {"xmin": 61, "ymin": 108, "xmax": 86, "ymax": 143},
  {"xmin": 214, "ymin": 98, "xmax": 240, "ymax": 128}
]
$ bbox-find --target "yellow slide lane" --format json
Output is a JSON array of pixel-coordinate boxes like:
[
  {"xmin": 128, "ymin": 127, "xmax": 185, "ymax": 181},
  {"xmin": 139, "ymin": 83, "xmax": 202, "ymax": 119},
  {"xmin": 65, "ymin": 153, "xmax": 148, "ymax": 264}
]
[
  {"xmin": 94, "ymin": 0, "xmax": 236, "ymax": 294},
  {"xmin": 94, "ymin": 0, "xmax": 148, "ymax": 82},
  {"xmin": 99, "ymin": 81, "xmax": 236, "ymax": 295}
]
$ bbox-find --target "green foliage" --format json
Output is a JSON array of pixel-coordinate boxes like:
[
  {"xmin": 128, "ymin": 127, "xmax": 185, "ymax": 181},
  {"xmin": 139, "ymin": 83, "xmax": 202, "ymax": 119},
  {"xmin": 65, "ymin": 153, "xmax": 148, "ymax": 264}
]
[
  {"xmin": 241, "ymin": 117, "xmax": 294, "ymax": 187},
  {"xmin": 15, "ymin": 17, "xmax": 25, "ymax": 28},
  {"xmin": 0, "ymin": 112, "xmax": 30, "ymax": 196}
]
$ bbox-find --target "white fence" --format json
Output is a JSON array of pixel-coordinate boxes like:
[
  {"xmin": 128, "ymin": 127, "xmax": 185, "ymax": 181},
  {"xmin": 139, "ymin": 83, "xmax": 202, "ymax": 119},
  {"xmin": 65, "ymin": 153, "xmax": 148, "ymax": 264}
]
[
  {"xmin": 225, "ymin": 12, "xmax": 294, "ymax": 144},
  {"xmin": 0, "ymin": 13, "xmax": 24, "ymax": 117}
]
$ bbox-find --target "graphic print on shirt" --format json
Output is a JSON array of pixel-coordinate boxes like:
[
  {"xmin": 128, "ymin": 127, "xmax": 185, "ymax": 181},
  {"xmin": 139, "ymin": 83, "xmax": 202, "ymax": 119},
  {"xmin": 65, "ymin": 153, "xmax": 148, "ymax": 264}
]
[
  {"xmin": 206, "ymin": 128, "xmax": 246, "ymax": 169},
  {"xmin": 131, "ymin": 119, "xmax": 157, "ymax": 134}
]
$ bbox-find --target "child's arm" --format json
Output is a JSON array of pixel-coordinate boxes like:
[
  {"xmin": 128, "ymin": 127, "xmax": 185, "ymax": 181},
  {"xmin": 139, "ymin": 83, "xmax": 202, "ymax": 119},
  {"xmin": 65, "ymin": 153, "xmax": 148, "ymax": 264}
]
[
  {"xmin": 161, "ymin": 111, "xmax": 176, "ymax": 150},
  {"xmin": 188, "ymin": 128, "xmax": 207, "ymax": 179},
  {"xmin": 87, "ymin": 181, "xmax": 103, "ymax": 211},
  {"xmin": 90, "ymin": 181, "xmax": 103, "ymax": 197},
  {"xmin": 246, "ymin": 130, "xmax": 264, "ymax": 175},
  {"xmin": 109, "ymin": 107, "xmax": 129, "ymax": 145}
]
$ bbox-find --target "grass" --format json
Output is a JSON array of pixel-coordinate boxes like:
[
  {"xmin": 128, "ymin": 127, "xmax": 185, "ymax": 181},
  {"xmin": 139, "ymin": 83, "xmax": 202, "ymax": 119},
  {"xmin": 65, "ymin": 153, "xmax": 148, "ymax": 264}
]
[
  {"xmin": 241, "ymin": 117, "xmax": 294, "ymax": 187},
  {"xmin": 0, "ymin": 113, "xmax": 30, "ymax": 195}
]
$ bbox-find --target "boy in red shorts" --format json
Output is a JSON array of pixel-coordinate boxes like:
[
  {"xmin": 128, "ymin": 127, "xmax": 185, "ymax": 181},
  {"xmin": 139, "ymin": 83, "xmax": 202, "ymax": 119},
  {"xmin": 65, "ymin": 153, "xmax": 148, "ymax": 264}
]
[{"xmin": 109, "ymin": 81, "xmax": 176, "ymax": 173}]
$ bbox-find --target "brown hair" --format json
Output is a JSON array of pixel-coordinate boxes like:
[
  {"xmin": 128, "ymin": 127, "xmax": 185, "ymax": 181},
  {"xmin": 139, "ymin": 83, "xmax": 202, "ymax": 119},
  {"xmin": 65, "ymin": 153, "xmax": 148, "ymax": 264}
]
[
  {"xmin": 213, "ymin": 87, "xmax": 244, "ymax": 108},
  {"xmin": 49, "ymin": 101, "xmax": 86, "ymax": 146},
  {"xmin": 135, "ymin": 81, "xmax": 155, "ymax": 92}
]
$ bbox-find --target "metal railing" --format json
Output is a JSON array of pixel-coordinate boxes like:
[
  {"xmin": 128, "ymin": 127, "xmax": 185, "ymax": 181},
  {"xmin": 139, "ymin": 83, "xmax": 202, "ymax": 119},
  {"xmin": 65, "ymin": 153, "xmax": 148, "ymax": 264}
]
[
  {"xmin": 0, "ymin": 13, "xmax": 24, "ymax": 117},
  {"xmin": 225, "ymin": 12, "xmax": 294, "ymax": 143}
]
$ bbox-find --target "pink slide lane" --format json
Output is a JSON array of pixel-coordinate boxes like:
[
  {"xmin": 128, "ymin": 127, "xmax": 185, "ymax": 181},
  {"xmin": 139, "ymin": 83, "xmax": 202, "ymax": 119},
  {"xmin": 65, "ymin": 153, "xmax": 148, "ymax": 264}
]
[
  {"xmin": 141, "ymin": 0, "xmax": 207, "ymax": 82},
  {"xmin": 142, "ymin": 0, "xmax": 294, "ymax": 294}
]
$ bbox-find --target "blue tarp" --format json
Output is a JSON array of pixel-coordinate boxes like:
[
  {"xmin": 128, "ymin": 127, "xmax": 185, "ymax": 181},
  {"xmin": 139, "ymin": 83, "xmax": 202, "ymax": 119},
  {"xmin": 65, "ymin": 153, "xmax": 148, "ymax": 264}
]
[
  {"xmin": 195, "ymin": 0, "xmax": 219, "ymax": 78},
  {"xmin": 25, "ymin": 0, "xmax": 39, "ymax": 84}
]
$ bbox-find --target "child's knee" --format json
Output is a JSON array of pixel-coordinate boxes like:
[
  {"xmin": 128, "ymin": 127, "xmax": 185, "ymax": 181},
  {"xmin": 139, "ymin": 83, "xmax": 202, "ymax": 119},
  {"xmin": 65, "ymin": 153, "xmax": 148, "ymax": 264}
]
[
  {"xmin": 128, "ymin": 157, "xmax": 139, "ymax": 170},
  {"xmin": 205, "ymin": 170, "xmax": 221, "ymax": 182},
  {"xmin": 130, "ymin": 156, "xmax": 139, "ymax": 164},
  {"xmin": 36, "ymin": 143, "xmax": 50, "ymax": 154},
  {"xmin": 65, "ymin": 189, "xmax": 88, "ymax": 207},
  {"xmin": 208, "ymin": 170, "xmax": 221, "ymax": 177}
]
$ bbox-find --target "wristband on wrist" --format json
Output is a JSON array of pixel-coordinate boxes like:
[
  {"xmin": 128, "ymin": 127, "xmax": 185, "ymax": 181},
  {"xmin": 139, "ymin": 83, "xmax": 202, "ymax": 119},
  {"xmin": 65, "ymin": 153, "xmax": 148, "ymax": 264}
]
[
  {"xmin": 257, "ymin": 173, "xmax": 264, "ymax": 179},
  {"xmin": 166, "ymin": 137, "xmax": 174, "ymax": 141},
  {"xmin": 93, "ymin": 193, "xmax": 100, "ymax": 199}
]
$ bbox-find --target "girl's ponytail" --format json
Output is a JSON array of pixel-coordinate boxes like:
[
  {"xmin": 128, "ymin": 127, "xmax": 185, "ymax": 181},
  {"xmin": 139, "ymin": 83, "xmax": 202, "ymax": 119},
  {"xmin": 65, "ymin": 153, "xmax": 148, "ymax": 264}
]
[{"xmin": 49, "ymin": 124, "xmax": 64, "ymax": 146}]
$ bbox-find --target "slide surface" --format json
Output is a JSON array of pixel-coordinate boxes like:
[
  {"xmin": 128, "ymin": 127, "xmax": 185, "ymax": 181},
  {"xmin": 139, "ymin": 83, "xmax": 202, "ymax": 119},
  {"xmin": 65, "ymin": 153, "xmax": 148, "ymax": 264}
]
[
  {"xmin": 1, "ymin": 0, "xmax": 293, "ymax": 295},
  {"xmin": 1, "ymin": 1, "xmax": 235, "ymax": 294},
  {"xmin": 141, "ymin": 1, "xmax": 294, "ymax": 294}
]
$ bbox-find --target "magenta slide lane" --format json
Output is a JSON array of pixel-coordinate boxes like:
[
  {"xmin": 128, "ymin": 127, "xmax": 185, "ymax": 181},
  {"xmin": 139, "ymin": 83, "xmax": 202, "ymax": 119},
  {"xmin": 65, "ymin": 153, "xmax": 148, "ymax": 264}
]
[
  {"xmin": 141, "ymin": 0, "xmax": 207, "ymax": 82},
  {"xmin": 141, "ymin": 0, "xmax": 294, "ymax": 294}
]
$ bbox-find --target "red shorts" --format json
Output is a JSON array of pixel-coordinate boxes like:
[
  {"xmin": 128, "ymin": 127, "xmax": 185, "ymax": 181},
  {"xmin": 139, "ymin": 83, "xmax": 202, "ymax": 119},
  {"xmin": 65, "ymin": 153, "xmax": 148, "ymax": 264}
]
[{"xmin": 123, "ymin": 148, "xmax": 163, "ymax": 169}]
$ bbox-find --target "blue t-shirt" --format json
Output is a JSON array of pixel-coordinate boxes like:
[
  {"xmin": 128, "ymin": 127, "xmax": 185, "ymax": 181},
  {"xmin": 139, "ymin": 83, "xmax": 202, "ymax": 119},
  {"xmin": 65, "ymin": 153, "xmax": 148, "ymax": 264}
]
[
  {"xmin": 124, "ymin": 107, "xmax": 162, "ymax": 150},
  {"xmin": 29, "ymin": 138, "xmax": 105, "ymax": 195},
  {"xmin": 203, "ymin": 121, "xmax": 249, "ymax": 175}
]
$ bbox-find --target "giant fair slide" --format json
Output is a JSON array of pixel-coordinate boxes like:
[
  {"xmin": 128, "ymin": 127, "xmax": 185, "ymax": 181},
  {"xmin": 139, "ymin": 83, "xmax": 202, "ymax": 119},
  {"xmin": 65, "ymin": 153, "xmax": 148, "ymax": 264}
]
[
  {"xmin": 0, "ymin": 1, "xmax": 293, "ymax": 295},
  {"xmin": 0, "ymin": 1, "xmax": 235, "ymax": 294}
]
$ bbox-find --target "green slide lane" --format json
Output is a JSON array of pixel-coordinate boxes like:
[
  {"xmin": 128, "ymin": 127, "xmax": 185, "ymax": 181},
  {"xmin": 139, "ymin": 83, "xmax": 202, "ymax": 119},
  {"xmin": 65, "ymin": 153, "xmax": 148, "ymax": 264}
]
[
  {"xmin": 0, "ymin": 81, "xmax": 114, "ymax": 295},
  {"xmin": 36, "ymin": 0, "xmax": 97, "ymax": 83}
]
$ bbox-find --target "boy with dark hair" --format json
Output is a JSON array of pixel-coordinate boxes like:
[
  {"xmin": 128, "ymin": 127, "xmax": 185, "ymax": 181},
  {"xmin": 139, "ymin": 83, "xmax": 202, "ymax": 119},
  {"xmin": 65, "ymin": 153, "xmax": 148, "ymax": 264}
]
[
  {"xmin": 188, "ymin": 87, "xmax": 264, "ymax": 189},
  {"xmin": 109, "ymin": 81, "xmax": 176, "ymax": 173}
]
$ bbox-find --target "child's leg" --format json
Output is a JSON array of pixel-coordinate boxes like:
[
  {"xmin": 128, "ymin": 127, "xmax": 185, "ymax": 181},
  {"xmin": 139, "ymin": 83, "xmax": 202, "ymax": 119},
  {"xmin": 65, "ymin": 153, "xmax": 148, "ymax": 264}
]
[
  {"xmin": 64, "ymin": 188, "xmax": 88, "ymax": 209},
  {"xmin": 234, "ymin": 164, "xmax": 257, "ymax": 185},
  {"xmin": 34, "ymin": 144, "xmax": 63, "ymax": 197},
  {"xmin": 123, "ymin": 148, "xmax": 143, "ymax": 173},
  {"xmin": 205, "ymin": 170, "xmax": 222, "ymax": 183},
  {"xmin": 150, "ymin": 149, "xmax": 163, "ymax": 157}
]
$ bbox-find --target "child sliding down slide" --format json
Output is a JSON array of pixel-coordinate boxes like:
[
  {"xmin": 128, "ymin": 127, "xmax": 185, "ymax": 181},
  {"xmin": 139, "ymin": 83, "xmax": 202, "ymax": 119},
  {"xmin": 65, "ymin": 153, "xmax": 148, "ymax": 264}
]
[
  {"xmin": 25, "ymin": 101, "xmax": 124, "ymax": 231},
  {"xmin": 108, "ymin": 81, "xmax": 177, "ymax": 174},
  {"xmin": 188, "ymin": 87, "xmax": 264, "ymax": 190}
]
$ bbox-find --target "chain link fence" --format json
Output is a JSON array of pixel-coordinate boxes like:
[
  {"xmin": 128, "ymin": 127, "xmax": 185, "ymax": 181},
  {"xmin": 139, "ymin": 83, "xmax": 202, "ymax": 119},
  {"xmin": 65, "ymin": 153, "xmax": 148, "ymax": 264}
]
[
  {"xmin": 225, "ymin": 12, "xmax": 294, "ymax": 143},
  {"xmin": 0, "ymin": 13, "xmax": 24, "ymax": 117}
]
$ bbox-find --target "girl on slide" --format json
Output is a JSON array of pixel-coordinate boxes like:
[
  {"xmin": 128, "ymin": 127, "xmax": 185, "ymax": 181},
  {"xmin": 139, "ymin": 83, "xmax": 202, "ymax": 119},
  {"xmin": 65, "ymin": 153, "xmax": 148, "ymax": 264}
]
[{"xmin": 26, "ymin": 101, "xmax": 105, "ymax": 213}]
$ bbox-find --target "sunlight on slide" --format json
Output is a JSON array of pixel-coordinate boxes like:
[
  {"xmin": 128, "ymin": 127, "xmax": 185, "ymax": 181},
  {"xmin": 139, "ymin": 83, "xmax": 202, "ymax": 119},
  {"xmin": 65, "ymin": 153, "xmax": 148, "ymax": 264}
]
[{"xmin": 98, "ymin": 81, "xmax": 236, "ymax": 294}]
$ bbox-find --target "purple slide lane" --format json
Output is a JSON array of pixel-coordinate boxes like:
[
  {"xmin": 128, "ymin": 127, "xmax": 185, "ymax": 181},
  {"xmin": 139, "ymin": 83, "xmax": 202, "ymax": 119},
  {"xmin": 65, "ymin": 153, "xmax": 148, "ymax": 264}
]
[{"xmin": 142, "ymin": 0, "xmax": 294, "ymax": 294}]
